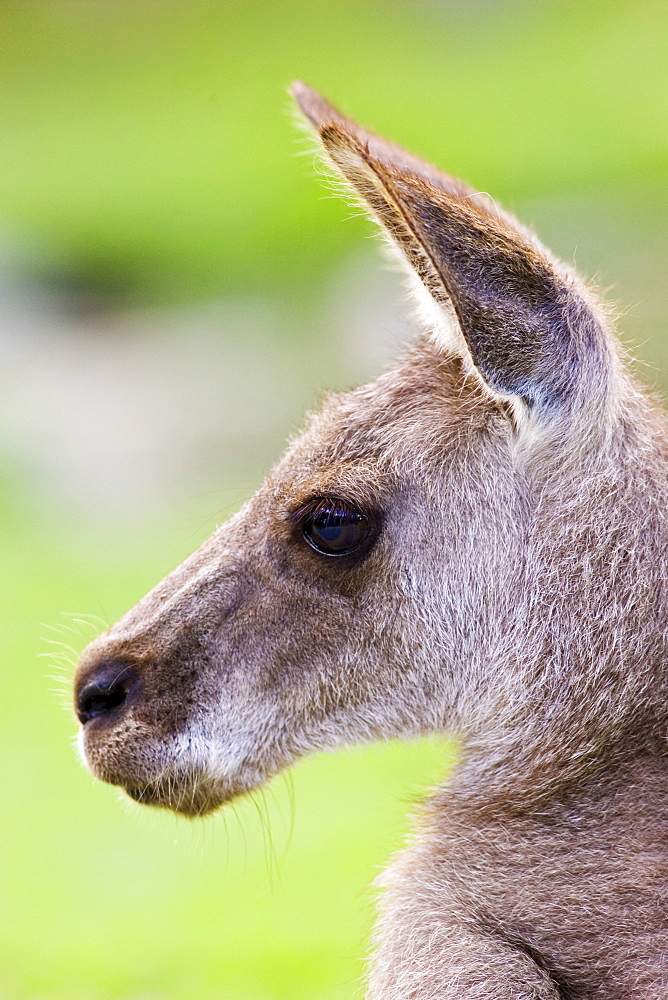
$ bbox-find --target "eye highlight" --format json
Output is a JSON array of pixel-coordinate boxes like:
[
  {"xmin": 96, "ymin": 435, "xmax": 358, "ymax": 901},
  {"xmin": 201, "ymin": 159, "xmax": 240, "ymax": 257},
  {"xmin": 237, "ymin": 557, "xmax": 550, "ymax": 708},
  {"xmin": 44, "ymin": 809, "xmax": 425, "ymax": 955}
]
[{"xmin": 297, "ymin": 498, "xmax": 377, "ymax": 558}]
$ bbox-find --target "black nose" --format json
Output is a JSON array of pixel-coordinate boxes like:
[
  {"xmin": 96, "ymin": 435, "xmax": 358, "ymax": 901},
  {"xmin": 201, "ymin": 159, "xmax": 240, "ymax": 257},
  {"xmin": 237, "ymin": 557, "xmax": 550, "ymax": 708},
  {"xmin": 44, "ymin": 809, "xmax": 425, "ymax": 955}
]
[{"xmin": 76, "ymin": 662, "xmax": 138, "ymax": 725}]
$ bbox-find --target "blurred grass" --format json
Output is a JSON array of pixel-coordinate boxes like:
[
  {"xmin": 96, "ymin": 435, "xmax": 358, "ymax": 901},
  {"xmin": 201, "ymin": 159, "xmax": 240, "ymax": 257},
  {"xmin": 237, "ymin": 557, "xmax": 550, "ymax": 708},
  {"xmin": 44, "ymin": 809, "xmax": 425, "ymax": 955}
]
[
  {"xmin": 0, "ymin": 1, "xmax": 666, "ymax": 998},
  {"xmin": 0, "ymin": 0, "xmax": 666, "ymax": 304}
]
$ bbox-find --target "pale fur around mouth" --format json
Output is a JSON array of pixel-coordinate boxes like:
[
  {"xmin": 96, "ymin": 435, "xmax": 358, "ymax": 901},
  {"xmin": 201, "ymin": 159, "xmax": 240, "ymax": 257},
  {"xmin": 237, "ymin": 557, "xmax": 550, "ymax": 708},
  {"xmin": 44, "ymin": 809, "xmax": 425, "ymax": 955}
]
[{"xmin": 79, "ymin": 719, "xmax": 259, "ymax": 817}]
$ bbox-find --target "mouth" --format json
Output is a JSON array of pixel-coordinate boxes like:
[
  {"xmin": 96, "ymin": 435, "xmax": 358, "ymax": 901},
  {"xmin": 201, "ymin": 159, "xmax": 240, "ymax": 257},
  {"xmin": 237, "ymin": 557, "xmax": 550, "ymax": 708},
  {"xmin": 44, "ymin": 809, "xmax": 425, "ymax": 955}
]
[{"xmin": 79, "ymin": 720, "xmax": 237, "ymax": 818}]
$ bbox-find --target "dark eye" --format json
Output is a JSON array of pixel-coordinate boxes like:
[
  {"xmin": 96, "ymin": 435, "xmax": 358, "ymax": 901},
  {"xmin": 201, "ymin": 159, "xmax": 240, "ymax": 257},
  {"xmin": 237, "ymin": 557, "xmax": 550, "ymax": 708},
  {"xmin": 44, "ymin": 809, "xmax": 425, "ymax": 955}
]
[{"xmin": 300, "ymin": 498, "xmax": 375, "ymax": 557}]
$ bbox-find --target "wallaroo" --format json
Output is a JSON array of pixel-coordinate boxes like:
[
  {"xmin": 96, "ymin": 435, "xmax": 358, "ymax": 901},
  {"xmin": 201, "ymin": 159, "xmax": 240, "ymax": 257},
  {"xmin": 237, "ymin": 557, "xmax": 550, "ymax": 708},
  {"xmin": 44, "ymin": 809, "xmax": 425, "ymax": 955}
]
[{"xmin": 74, "ymin": 84, "xmax": 668, "ymax": 998}]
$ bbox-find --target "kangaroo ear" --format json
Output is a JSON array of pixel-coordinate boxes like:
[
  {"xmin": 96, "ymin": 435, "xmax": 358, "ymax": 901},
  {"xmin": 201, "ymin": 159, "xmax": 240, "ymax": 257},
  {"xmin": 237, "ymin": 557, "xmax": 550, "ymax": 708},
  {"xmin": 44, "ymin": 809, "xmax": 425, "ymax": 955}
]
[{"xmin": 292, "ymin": 82, "xmax": 605, "ymax": 411}]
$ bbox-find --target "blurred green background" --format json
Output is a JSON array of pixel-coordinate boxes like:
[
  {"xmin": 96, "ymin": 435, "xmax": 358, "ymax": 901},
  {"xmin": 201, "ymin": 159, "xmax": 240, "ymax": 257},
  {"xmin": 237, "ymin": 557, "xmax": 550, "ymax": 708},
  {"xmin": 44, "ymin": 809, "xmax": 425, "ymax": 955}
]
[{"xmin": 1, "ymin": 1, "xmax": 666, "ymax": 998}]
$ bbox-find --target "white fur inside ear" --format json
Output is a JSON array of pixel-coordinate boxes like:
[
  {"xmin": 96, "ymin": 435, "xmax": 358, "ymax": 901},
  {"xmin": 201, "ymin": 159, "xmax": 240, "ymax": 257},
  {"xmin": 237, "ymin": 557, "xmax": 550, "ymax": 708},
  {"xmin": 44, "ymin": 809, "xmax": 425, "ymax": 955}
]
[
  {"xmin": 407, "ymin": 271, "xmax": 475, "ymax": 374},
  {"xmin": 407, "ymin": 268, "xmax": 533, "ymax": 431}
]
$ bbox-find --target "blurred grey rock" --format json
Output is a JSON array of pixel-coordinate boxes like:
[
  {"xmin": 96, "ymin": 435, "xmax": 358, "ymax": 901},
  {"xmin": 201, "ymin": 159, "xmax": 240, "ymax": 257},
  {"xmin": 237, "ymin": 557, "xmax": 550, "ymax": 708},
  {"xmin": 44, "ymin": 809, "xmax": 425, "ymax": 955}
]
[{"xmin": 0, "ymin": 250, "xmax": 407, "ymax": 523}]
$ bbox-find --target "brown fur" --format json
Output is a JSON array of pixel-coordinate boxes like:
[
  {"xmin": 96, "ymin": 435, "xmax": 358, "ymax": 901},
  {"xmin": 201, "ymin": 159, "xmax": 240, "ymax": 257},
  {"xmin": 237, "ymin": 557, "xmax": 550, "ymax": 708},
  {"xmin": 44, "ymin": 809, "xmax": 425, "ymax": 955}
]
[{"xmin": 74, "ymin": 85, "xmax": 668, "ymax": 997}]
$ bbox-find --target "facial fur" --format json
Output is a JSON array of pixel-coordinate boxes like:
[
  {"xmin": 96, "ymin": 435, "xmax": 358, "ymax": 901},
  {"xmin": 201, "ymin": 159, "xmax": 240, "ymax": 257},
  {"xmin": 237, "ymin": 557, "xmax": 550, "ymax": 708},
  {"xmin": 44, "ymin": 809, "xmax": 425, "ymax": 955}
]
[
  {"xmin": 73, "ymin": 85, "xmax": 668, "ymax": 997},
  {"xmin": 74, "ymin": 87, "xmax": 668, "ymax": 833}
]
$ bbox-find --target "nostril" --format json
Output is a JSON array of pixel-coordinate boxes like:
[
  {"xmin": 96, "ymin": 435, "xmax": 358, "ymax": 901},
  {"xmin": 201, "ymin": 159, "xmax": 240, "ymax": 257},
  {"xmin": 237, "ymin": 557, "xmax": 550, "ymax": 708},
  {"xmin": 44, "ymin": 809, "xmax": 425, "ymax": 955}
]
[
  {"xmin": 79, "ymin": 683, "xmax": 126, "ymax": 720},
  {"xmin": 76, "ymin": 663, "xmax": 137, "ymax": 726}
]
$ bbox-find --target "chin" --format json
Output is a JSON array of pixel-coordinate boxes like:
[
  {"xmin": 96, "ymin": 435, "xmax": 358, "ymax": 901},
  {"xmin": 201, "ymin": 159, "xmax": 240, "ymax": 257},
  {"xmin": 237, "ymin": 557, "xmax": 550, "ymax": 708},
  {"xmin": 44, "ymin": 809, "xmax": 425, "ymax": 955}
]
[
  {"xmin": 79, "ymin": 721, "xmax": 249, "ymax": 818},
  {"xmin": 122, "ymin": 773, "xmax": 232, "ymax": 818}
]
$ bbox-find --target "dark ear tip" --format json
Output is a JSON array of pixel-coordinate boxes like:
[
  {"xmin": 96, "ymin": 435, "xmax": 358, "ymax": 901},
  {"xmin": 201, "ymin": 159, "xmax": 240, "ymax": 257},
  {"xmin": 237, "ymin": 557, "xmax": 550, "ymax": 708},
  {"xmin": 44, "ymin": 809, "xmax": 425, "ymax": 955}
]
[
  {"xmin": 291, "ymin": 81, "xmax": 341, "ymax": 130},
  {"xmin": 290, "ymin": 80, "xmax": 310, "ymax": 102}
]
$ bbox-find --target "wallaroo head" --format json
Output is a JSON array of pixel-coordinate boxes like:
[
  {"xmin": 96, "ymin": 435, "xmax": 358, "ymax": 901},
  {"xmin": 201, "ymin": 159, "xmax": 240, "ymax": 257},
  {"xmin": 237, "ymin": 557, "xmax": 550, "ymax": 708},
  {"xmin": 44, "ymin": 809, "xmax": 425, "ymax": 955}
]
[{"xmin": 74, "ymin": 84, "xmax": 668, "ymax": 818}]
